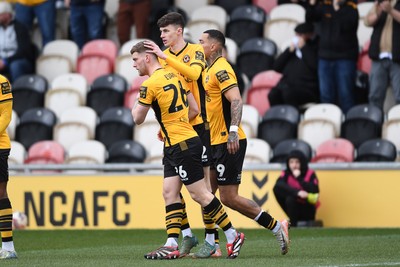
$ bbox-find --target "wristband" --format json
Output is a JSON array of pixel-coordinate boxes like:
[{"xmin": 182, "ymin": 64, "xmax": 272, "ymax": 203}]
[{"xmin": 229, "ymin": 125, "xmax": 238, "ymax": 132}]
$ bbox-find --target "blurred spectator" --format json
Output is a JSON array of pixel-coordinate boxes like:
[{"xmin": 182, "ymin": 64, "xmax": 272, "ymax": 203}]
[
  {"xmin": 117, "ymin": 0, "xmax": 151, "ymax": 45},
  {"xmin": 0, "ymin": 2, "xmax": 36, "ymax": 82},
  {"xmin": 306, "ymin": 0, "xmax": 359, "ymax": 113},
  {"xmin": 14, "ymin": 0, "xmax": 56, "ymax": 47},
  {"xmin": 65, "ymin": 0, "xmax": 105, "ymax": 49},
  {"xmin": 273, "ymin": 150, "xmax": 320, "ymax": 227},
  {"xmin": 268, "ymin": 22, "xmax": 319, "ymax": 109},
  {"xmin": 278, "ymin": 0, "xmax": 308, "ymax": 7},
  {"xmin": 364, "ymin": 0, "xmax": 400, "ymax": 109}
]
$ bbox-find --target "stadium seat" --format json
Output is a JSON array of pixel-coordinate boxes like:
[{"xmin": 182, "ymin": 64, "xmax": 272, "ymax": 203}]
[
  {"xmin": 245, "ymin": 69, "xmax": 282, "ymax": 115},
  {"xmin": 77, "ymin": 39, "xmax": 118, "ymax": 84},
  {"xmin": 87, "ymin": 73, "xmax": 128, "ymax": 116},
  {"xmin": 354, "ymin": 70, "xmax": 369, "ymax": 105},
  {"xmin": 298, "ymin": 104, "xmax": 343, "ymax": 150},
  {"xmin": 45, "ymin": 73, "xmax": 89, "ymax": 118},
  {"xmin": 269, "ymin": 3, "xmax": 305, "ymax": 23},
  {"xmin": 7, "ymin": 110, "xmax": 18, "ymax": 140},
  {"xmin": 226, "ymin": 5, "xmax": 266, "ymax": 47},
  {"xmin": 270, "ymin": 139, "xmax": 312, "ymax": 163},
  {"xmin": 253, "ymin": 0, "xmax": 278, "ymax": 14},
  {"xmin": 186, "ymin": 20, "xmax": 221, "ymax": 42},
  {"xmin": 382, "ymin": 104, "xmax": 400, "ymax": 152},
  {"xmin": 36, "ymin": 39, "xmax": 79, "ymax": 83},
  {"xmin": 53, "ymin": 106, "xmax": 97, "ymax": 150},
  {"xmin": 133, "ymin": 109, "xmax": 160, "ymax": 151},
  {"xmin": 106, "ymin": 140, "xmax": 147, "ymax": 163},
  {"xmin": 95, "ymin": 107, "xmax": 134, "ymax": 148},
  {"xmin": 225, "ymin": 37, "xmax": 239, "ymax": 64},
  {"xmin": 175, "ymin": 0, "xmax": 209, "ymax": 16},
  {"xmin": 355, "ymin": 139, "xmax": 397, "ymax": 162},
  {"xmin": 190, "ymin": 5, "xmax": 228, "ymax": 33},
  {"xmin": 25, "ymin": 140, "xmax": 65, "ymax": 164},
  {"xmin": 214, "ymin": 0, "xmax": 252, "ymax": 14},
  {"xmin": 357, "ymin": 2, "xmax": 374, "ymax": 48},
  {"xmin": 9, "ymin": 141, "xmax": 26, "ymax": 165},
  {"xmin": 257, "ymin": 105, "xmax": 300, "ymax": 148},
  {"xmin": 341, "ymin": 104, "xmax": 383, "ymax": 148},
  {"xmin": 237, "ymin": 37, "xmax": 278, "ymax": 80},
  {"xmin": 311, "ymin": 138, "xmax": 355, "ymax": 163},
  {"xmin": 12, "ymin": 74, "xmax": 48, "ymax": 116},
  {"xmin": 67, "ymin": 140, "xmax": 107, "ymax": 164},
  {"xmin": 15, "ymin": 108, "xmax": 57, "ymax": 150},
  {"xmin": 124, "ymin": 76, "xmax": 149, "ymax": 109},
  {"xmin": 241, "ymin": 104, "xmax": 261, "ymax": 138},
  {"xmin": 145, "ymin": 140, "xmax": 164, "ymax": 164},
  {"xmin": 264, "ymin": 18, "xmax": 298, "ymax": 53},
  {"xmin": 244, "ymin": 137, "xmax": 271, "ymax": 164}
]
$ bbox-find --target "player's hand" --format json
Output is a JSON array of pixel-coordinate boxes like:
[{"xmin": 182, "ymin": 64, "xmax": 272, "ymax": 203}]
[
  {"xmin": 144, "ymin": 41, "xmax": 167, "ymax": 60},
  {"xmin": 227, "ymin": 132, "xmax": 239, "ymax": 154}
]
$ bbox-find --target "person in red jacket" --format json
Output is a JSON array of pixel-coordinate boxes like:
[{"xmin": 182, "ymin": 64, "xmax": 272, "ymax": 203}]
[{"xmin": 273, "ymin": 150, "xmax": 320, "ymax": 227}]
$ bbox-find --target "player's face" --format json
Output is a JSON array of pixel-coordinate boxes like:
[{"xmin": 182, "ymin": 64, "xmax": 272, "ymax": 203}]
[
  {"xmin": 132, "ymin": 52, "xmax": 147, "ymax": 76},
  {"xmin": 160, "ymin": 24, "xmax": 181, "ymax": 47},
  {"xmin": 199, "ymin": 33, "xmax": 212, "ymax": 58}
]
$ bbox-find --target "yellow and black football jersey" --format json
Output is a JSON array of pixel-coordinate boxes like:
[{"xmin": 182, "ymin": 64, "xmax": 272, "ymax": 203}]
[
  {"xmin": 138, "ymin": 69, "xmax": 197, "ymax": 147},
  {"xmin": 0, "ymin": 75, "xmax": 13, "ymax": 149},
  {"xmin": 203, "ymin": 56, "xmax": 246, "ymax": 145},
  {"xmin": 160, "ymin": 43, "xmax": 207, "ymax": 126}
]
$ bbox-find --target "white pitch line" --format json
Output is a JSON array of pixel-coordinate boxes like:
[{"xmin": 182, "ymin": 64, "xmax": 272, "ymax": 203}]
[{"xmin": 316, "ymin": 262, "xmax": 400, "ymax": 267}]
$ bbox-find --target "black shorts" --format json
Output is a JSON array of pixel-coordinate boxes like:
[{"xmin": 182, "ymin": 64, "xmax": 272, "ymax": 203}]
[
  {"xmin": 211, "ymin": 139, "xmax": 247, "ymax": 186},
  {"xmin": 163, "ymin": 136, "xmax": 204, "ymax": 185},
  {"xmin": 0, "ymin": 149, "xmax": 10, "ymax": 183},
  {"xmin": 193, "ymin": 122, "xmax": 212, "ymax": 167}
]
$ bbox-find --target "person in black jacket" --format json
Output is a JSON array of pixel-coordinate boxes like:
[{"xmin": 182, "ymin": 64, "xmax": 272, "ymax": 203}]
[
  {"xmin": 268, "ymin": 22, "xmax": 320, "ymax": 109},
  {"xmin": 273, "ymin": 150, "xmax": 320, "ymax": 227},
  {"xmin": 0, "ymin": 2, "xmax": 35, "ymax": 83},
  {"xmin": 364, "ymin": 0, "xmax": 400, "ymax": 109},
  {"xmin": 306, "ymin": 0, "xmax": 359, "ymax": 113}
]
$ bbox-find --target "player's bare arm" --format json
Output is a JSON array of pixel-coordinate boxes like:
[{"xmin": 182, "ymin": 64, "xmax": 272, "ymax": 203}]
[{"xmin": 224, "ymin": 87, "xmax": 243, "ymax": 154}]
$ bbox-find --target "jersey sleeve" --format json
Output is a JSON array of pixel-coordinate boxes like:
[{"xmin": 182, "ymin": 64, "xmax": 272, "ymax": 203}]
[
  {"xmin": 214, "ymin": 61, "xmax": 238, "ymax": 94},
  {"xmin": 138, "ymin": 80, "xmax": 155, "ymax": 106}
]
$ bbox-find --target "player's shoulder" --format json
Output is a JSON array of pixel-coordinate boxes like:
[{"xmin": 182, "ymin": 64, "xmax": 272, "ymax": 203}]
[{"xmin": 0, "ymin": 75, "xmax": 12, "ymax": 96}]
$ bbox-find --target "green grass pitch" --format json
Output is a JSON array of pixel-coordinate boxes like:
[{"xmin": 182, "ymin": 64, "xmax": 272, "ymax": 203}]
[{"xmin": 3, "ymin": 228, "xmax": 400, "ymax": 267}]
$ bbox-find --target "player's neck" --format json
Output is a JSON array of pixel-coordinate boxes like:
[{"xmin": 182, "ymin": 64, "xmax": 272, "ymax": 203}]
[
  {"xmin": 148, "ymin": 62, "xmax": 162, "ymax": 76},
  {"xmin": 170, "ymin": 38, "xmax": 186, "ymax": 53},
  {"xmin": 207, "ymin": 50, "xmax": 222, "ymax": 66}
]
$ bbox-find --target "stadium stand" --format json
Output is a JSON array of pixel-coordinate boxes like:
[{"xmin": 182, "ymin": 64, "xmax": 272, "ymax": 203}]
[
  {"xmin": 270, "ymin": 139, "xmax": 312, "ymax": 163},
  {"xmin": 9, "ymin": 141, "xmax": 26, "ymax": 165},
  {"xmin": 133, "ymin": 109, "xmax": 160, "ymax": 152},
  {"xmin": 87, "ymin": 73, "xmax": 128, "ymax": 116},
  {"xmin": 264, "ymin": 18, "xmax": 298, "ymax": 53},
  {"xmin": 214, "ymin": 0, "xmax": 252, "ymax": 14},
  {"xmin": 25, "ymin": 140, "xmax": 65, "ymax": 164},
  {"xmin": 45, "ymin": 73, "xmax": 89, "ymax": 118},
  {"xmin": 36, "ymin": 39, "xmax": 79, "ymax": 83},
  {"xmin": 312, "ymin": 138, "xmax": 355, "ymax": 163},
  {"xmin": 53, "ymin": 106, "xmax": 97, "ymax": 150},
  {"xmin": 67, "ymin": 140, "xmax": 107, "ymax": 164},
  {"xmin": 243, "ymin": 137, "xmax": 271, "ymax": 164},
  {"xmin": 77, "ymin": 39, "xmax": 118, "ymax": 84},
  {"xmin": 241, "ymin": 104, "xmax": 261, "ymax": 138},
  {"xmin": 124, "ymin": 75, "xmax": 149, "ymax": 109},
  {"xmin": 341, "ymin": 104, "xmax": 383, "ymax": 148},
  {"xmin": 237, "ymin": 37, "xmax": 278, "ymax": 80},
  {"xmin": 15, "ymin": 108, "xmax": 57, "ymax": 150},
  {"xmin": 145, "ymin": 140, "xmax": 164, "ymax": 164},
  {"xmin": 268, "ymin": 3, "xmax": 305, "ymax": 22},
  {"xmin": 7, "ymin": 110, "xmax": 18, "ymax": 141},
  {"xmin": 253, "ymin": 0, "xmax": 278, "ymax": 14},
  {"xmin": 106, "ymin": 140, "xmax": 147, "ymax": 163},
  {"xmin": 12, "ymin": 74, "xmax": 48, "ymax": 116},
  {"xmin": 355, "ymin": 139, "xmax": 397, "ymax": 162},
  {"xmin": 175, "ymin": 0, "xmax": 209, "ymax": 16},
  {"xmin": 190, "ymin": 4, "xmax": 228, "ymax": 33},
  {"xmin": 246, "ymin": 70, "xmax": 282, "ymax": 116},
  {"xmin": 298, "ymin": 104, "xmax": 343, "ymax": 150},
  {"xmin": 382, "ymin": 104, "xmax": 400, "ymax": 153},
  {"xmin": 226, "ymin": 5, "xmax": 266, "ymax": 47},
  {"xmin": 257, "ymin": 104, "xmax": 299, "ymax": 148},
  {"xmin": 95, "ymin": 107, "xmax": 134, "ymax": 149}
]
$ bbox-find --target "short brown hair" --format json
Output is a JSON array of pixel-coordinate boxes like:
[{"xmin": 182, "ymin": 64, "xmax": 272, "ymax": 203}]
[
  {"xmin": 157, "ymin": 12, "xmax": 185, "ymax": 28},
  {"xmin": 130, "ymin": 41, "xmax": 147, "ymax": 55}
]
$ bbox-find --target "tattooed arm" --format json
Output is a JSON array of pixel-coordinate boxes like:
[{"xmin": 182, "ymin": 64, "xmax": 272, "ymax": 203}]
[{"xmin": 223, "ymin": 86, "xmax": 243, "ymax": 154}]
